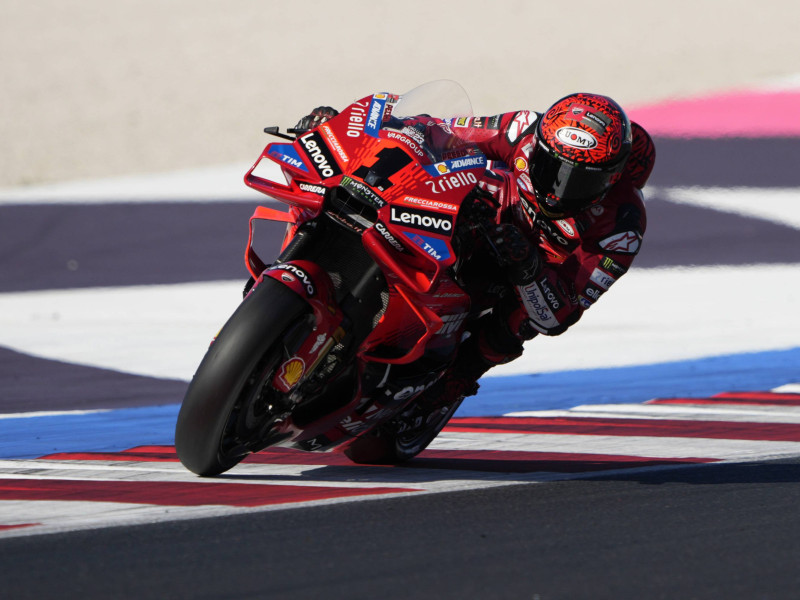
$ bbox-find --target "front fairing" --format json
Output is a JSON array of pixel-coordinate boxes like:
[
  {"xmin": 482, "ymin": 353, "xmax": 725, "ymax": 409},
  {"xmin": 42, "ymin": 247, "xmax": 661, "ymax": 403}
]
[{"xmin": 245, "ymin": 81, "xmax": 487, "ymax": 283}]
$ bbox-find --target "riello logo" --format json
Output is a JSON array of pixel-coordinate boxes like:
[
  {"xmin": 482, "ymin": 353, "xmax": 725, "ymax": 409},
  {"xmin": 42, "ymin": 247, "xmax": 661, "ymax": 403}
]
[{"xmin": 555, "ymin": 127, "xmax": 597, "ymax": 149}]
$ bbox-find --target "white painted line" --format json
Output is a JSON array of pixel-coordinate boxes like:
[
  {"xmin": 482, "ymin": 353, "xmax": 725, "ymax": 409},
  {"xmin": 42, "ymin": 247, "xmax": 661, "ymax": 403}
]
[
  {"xmin": 660, "ymin": 186, "xmax": 800, "ymax": 230},
  {"xmin": 491, "ymin": 263, "xmax": 800, "ymax": 376},
  {"xmin": 0, "ymin": 280, "xmax": 242, "ymax": 380},
  {"xmin": 505, "ymin": 404, "xmax": 800, "ymax": 424},
  {"xmin": 431, "ymin": 432, "xmax": 800, "ymax": 461},
  {"xmin": 0, "ymin": 409, "xmax": 111, "ymax": 420},
  {"xmin": 1, "ymin": 265, "xmax": 799, "ymax": 381},
  {"xmin": 0, "ymin": 164, "xmax": 272, "ymax": 205},
  {"xmin": 774, "ymin": 383, "xmax": 800, "ymax": 394},
  {"xmin": 0, "ymin": 460, "xmax": 184, "ymax": 475},
  {"xmin": 0, "ymin": 491, "xmax": 432, "ymax": 540}
]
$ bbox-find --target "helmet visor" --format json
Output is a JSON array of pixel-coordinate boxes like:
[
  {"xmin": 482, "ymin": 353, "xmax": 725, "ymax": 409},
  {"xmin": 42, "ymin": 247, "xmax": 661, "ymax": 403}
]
[{"xmin": 530, "ymin": 142, "xmax": 621, "ymax": 213}]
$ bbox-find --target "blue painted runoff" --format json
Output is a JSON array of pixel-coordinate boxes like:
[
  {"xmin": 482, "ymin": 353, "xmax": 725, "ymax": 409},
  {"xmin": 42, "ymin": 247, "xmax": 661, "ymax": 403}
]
[
  {"xmin": 461, "ymin": 346, "xmax": 800, "ymax": 416},
  {"xmin": 1, "ymin": 347, "xmax": 798, "ymax": 459},
  {"xmin": 1, "ymin": 404, "xmax": 180, "ymax": 460}
]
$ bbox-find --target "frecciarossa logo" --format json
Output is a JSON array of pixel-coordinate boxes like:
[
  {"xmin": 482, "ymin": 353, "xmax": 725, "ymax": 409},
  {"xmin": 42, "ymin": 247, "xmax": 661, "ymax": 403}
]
[
  {"xmin": 389, "ymin": 206, "xmax": 453, "ymax": 235},
  {"xmin": 299, "ymin": 131, "xmax": 342, "ymax": 179}
]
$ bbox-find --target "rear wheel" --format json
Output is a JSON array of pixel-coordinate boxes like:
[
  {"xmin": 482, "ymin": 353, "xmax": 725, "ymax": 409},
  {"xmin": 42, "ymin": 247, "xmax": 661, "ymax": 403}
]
[
  {"xmin": 344, "ymin": 396, "xmax": 463, "ymax": 465},
  {"xmin": 175, "ymin": 278, "xmax": 310, "ymax": 476}
]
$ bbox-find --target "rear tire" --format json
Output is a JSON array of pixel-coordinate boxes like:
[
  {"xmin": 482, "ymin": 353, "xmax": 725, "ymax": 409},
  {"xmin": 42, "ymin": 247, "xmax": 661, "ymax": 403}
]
[
  {"xmin": 344, "ymin": 397, "xmax": 463, "ymax": 465},
  {"xmin": 175, "ymin": 278, "xmax": 309, "ymax": 476}
]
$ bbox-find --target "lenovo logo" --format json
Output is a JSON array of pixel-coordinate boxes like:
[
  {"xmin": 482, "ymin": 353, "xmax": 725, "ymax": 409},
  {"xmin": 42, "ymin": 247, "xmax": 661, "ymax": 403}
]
[{"xmin": 389, "ymin": 207, "xmax": 453, "ymax": 235}]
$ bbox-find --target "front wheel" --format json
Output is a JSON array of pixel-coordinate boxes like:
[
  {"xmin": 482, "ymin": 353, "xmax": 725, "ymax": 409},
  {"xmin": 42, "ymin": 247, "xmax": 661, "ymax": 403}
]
[{"xmin": 175, "ymin": 278, "xmax": 310, "ymax": 476}]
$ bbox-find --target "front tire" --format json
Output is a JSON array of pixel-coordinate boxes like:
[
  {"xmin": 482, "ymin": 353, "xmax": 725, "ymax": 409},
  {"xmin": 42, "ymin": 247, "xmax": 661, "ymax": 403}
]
[{"xmin": 175, "ymin": 278, "xmax": 309, "ymax": 476}]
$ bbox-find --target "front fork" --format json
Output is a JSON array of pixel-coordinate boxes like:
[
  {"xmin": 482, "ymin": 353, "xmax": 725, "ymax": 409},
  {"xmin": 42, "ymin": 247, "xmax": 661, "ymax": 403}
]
[
  {"xmin": 257, "ymin": 260, "xmax": 346, "ymax": 395},
  {"xmin": 254, "ymin": 256, "xmax": 386, "ymax": 396}
]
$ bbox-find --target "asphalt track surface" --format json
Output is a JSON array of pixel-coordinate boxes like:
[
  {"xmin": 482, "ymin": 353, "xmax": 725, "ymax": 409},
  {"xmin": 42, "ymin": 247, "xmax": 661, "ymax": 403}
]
[
  {"xmin": 1, "ymin": 457, "xmax": 798, "ymax": 600},
  {"xmin": 3, "ymin": 118, "xmax": 800, "ymax": 596}
]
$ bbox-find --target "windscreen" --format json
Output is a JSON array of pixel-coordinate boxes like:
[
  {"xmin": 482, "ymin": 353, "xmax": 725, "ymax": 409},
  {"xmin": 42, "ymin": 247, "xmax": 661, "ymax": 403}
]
[
  {"xmin": 391, "ymin": 80, "xmax": 474, "ymax": 121},
  {"xmin": 382, "ymin": 80, "xmax": 479, "ymax": 166}
]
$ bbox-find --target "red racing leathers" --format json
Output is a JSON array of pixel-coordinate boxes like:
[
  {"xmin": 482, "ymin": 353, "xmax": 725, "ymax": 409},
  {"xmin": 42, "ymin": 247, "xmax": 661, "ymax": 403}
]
[{"xmin": 449, "ymin": 110, "xmax": 656, "ymax": 369}]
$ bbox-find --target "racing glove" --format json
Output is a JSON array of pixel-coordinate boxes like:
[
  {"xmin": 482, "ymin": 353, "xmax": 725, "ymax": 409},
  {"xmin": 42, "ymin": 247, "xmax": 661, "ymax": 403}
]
[
  {"xmin": 489, "ymin": 223, "xmax": 541, "ymax": 286},
  {"xmin": 292, "ymin": 106, "xmax": 339, "ymax": 134}
]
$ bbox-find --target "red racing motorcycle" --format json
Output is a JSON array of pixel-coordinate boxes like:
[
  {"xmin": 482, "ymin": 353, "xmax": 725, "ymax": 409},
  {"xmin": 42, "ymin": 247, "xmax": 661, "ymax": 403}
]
[{"xmin": 175, "ymin": 81, "xmax": 514, "ymax": 476}]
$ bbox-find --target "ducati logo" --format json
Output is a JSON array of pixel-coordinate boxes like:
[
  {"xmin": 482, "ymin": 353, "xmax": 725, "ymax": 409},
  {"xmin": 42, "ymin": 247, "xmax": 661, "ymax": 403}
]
[{"xmin": 270, "ymin": 264, "xmax": 316, "ymax": 295}]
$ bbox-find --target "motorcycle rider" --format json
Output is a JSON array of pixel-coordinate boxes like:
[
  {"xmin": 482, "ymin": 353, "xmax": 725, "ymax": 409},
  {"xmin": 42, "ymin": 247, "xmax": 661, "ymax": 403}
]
[{"xmin": 294, "ymin": 92, "xmax": 655, "ymax": 415}]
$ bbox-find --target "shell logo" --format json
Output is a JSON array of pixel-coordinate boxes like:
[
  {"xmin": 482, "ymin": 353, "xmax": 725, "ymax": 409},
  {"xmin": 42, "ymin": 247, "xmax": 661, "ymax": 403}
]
[
  {"xmin": 279, "ymin": 358, "xmax": 305, "ymax": 388},
  {"xmin": 515, "ymin": 157, "xmax": 528, "ymax": 171},
  {"xmin": 555, "ymin": 127, "xmax": 597, "ymax": 149},
  {"xmin": 436, "ymin": 163, "xmax": 450, "ymax": 175}
]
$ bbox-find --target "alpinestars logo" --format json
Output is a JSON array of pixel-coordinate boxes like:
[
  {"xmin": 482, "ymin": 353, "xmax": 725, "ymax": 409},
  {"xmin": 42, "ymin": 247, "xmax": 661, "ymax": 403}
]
[
  {"xmin": 299, "ymin": 131, "xmax": 342, "ymax": 179},
  {"xmin": 507, "ymin": 111, "xmax": 536, "ymax": 144},
  {"xmin": 599, "ymin": 231, "xmax": 641, "ymax": 254}
]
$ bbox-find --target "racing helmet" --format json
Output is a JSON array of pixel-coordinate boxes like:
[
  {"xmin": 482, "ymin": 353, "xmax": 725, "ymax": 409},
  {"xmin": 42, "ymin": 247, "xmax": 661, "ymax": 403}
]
[{"xmin": 529, "ymin": 93, "xmax": 632, "ymax": 218}]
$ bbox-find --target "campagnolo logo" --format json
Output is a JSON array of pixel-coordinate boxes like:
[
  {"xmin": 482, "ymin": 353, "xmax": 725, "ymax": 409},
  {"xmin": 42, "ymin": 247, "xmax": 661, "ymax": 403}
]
[{"xmin": 555, "ymin": 127, "xmax": 597, "ymax": 149}]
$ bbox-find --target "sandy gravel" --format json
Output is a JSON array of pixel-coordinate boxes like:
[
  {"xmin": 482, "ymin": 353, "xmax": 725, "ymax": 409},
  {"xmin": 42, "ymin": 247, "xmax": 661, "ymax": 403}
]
[{"xmin": 2, "ymin": 0, "xmax": 798, "ymax": 187}]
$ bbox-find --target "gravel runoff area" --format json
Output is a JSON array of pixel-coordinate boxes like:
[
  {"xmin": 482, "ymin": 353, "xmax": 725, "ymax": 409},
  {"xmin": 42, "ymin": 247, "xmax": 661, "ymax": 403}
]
[{"xmin": 2, "ymin": 0, "xmax": 799, "ymax": 188}]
